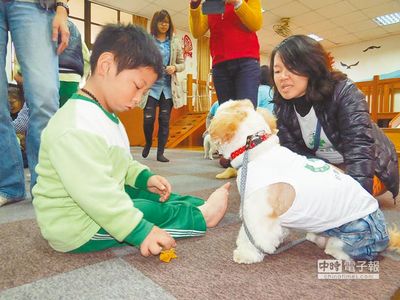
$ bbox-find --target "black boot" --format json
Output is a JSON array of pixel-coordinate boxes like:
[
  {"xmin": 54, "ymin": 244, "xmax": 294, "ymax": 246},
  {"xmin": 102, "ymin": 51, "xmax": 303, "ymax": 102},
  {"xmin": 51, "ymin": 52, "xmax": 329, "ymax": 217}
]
[
  {"xmin": 142, "ymin": 144, "xmax": 151, "ymax": 158},
  {"xmin": 157, "ymin": 153, "xmax": 169, "ymax": 162},
  {"xmin": 157, "ymin": 130, "xmax": 169, "ymax": 162}
]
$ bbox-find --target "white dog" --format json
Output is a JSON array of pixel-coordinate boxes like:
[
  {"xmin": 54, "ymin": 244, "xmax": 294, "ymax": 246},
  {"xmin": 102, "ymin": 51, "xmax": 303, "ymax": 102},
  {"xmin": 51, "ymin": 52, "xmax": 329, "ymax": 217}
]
[
  {"xmin": 203, "ymin": 131, "xmax": 218, "ymax": 160},
  {"xmin": 209, "ymin": 100, "xmax": 399, "ymax": 264}
]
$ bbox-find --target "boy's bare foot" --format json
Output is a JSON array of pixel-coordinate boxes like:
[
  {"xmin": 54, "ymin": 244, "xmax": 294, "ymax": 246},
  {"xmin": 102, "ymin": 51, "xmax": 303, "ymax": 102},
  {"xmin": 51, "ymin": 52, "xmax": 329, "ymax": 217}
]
[{"xmin": 199, "ymin": 182, "xmax": 230, "ymax": 228}]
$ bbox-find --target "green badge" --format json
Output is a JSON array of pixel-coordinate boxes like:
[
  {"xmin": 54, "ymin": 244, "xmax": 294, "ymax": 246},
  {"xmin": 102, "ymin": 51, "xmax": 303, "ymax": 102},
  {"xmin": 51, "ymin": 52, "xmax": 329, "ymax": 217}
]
[{"xmin": 304, "ymin": 158, "xmax": 330, "ymax": 172}]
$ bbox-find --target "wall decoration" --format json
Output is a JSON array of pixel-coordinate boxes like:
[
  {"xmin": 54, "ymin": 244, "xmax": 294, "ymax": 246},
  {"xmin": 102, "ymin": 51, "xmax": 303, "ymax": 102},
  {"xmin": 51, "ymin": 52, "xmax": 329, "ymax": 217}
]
[
  {"xmin": 182, "ymin": 34, "xmax": 193, "ymax": 59},
  {"xmin": 362, "ymin": 45, "xmax": 381, "ymax": 52},
  {"xmin": 340, "ymin": 61, "xmax": 359, "ymax": 69},
  {"xmin": 273, "ymin": 18, "xmax": 291, "ymax": 37}
]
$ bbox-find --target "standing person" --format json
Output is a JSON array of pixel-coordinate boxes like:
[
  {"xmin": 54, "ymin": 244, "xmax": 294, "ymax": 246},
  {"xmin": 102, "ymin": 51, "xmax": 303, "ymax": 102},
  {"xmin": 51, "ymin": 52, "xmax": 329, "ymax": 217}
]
[
  {"xmin": 257, "ymin": 65, "xmax": 274, "ymax": 113},
  {"xmin": 189, "ymin": 0, "xmax": 262, "ymax": 108},
  {"xmin": 12, "ymin": 19, "xmax": 91, "ymax": 132},
  {"xmin": 141, "ymin": 10, "xmax": 185, "ymax": 163},
  {"xmin": 0, "ymin": 0, "xmax": 69, "ymax": 207},
  {"xmin": 271, "ymin": 35, "xmax": 398, "ymax": 199},
  {"xmin": 32, "ymin": 24, "xmax": 230, "ymax": 256}
]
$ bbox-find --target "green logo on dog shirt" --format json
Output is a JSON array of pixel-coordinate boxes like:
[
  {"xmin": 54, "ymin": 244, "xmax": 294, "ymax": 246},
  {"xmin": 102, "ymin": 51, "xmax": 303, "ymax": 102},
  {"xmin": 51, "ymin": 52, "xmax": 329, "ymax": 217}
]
[{"xmin": 304, "ymin": 158, "xmax": 330, "ymax": 172}]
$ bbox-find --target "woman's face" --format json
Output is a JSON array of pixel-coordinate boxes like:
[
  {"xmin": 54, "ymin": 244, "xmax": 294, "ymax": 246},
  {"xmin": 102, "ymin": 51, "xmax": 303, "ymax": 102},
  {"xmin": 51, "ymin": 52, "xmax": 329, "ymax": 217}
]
[
  {"xmin": 273, "ymin": 52, "xmax": 308, "ymax": 100},
  {"xmin": 157, "ymin": 17, "xmax": 170, "ymax": 35}
]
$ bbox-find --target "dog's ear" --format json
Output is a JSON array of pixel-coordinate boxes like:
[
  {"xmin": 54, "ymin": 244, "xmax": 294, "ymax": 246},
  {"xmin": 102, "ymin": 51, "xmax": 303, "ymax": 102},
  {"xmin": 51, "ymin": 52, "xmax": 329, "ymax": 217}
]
[{"xmin": 257, "ymin": 108, "xmax": 277, "ymax": 134}]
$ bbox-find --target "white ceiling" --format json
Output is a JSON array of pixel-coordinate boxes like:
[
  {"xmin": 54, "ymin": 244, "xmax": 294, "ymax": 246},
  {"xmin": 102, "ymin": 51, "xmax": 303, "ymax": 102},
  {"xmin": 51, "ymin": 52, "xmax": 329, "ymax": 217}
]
[{"xmin": 96, "ymin": 0, "xmax": 400, "ymax": 55}]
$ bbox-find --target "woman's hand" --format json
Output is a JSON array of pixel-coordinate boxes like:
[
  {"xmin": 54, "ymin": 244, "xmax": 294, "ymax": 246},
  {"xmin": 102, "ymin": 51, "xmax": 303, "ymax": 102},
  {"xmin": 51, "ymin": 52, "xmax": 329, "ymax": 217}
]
[
  {"xmin": 147, "ymin": 175, "xmax": 172, "ymax": 202},
  {"xmin": 165, "ymin": 65, "xmax": 177, "ymax": 75}
]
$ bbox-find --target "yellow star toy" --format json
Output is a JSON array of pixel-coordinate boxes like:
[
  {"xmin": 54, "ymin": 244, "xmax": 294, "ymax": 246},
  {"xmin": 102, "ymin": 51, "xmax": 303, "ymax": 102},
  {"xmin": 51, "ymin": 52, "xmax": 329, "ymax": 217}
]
[{"xmin": 159, "ymin": 248, "xmax": 177, "ymax": 263}]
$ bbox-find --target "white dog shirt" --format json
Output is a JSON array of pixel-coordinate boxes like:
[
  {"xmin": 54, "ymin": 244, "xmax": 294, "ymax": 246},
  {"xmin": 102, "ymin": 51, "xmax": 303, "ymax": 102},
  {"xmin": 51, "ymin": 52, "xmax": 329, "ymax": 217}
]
[{"xmin": 236, "ymin": 145, "xmax": 378, "ymax": 233}]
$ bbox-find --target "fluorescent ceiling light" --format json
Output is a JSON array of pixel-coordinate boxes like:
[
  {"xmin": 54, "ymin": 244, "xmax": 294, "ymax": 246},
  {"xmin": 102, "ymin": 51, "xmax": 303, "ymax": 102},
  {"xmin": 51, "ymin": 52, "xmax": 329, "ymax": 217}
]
[
  {"xmin": 308, "ymin": 33, "xmax": 323, "ymax": 41},
  {"xmin": 373, "ymin": 12, "xmax": 400, "ymax": 26}
]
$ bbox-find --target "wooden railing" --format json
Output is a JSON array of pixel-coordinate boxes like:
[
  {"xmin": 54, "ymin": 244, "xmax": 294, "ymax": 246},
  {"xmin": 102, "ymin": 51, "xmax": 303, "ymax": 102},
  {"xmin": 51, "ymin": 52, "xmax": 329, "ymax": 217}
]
[
  {"xmin": 186, "ymin": 74, "xmax": 217, "ymax": 113},
  {"xmin": 356, "ymin": 76, "xmax": 400, "ymax": 123}
]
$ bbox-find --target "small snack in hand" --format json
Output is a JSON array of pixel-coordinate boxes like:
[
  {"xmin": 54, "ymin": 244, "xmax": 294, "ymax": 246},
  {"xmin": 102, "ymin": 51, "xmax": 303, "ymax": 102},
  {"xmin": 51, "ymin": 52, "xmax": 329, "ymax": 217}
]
[{"xmin": 159, "ymin": 248, "xmax": 177, "ymax": 263}]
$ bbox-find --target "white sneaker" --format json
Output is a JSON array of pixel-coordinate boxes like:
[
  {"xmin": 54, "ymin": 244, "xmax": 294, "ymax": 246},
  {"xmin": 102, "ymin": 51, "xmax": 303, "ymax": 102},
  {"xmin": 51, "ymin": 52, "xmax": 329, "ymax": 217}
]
[{"xmin": 0, "ymin": 196, "xmax": 9, "ymax": 207}]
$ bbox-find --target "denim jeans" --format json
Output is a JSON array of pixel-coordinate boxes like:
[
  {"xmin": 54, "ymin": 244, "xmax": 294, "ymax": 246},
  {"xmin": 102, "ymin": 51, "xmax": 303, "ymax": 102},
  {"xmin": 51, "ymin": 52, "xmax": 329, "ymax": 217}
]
[
  {"xmin": 323, "ymin": 209, "xmax": 389, "ymax": 261},
  {"xmin": 0, "ymin": 1, "xmax": 59, "ymax": 200},
  {"xmin": 212, "ymin": 58, "xmax": 260, "ymax": 108}
]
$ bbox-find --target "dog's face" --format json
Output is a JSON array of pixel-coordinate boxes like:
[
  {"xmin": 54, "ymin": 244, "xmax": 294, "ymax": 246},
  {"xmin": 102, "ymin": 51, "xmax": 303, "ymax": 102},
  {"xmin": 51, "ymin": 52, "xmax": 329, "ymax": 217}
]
[{"xmin": 209, "ymin": 100, "xmax": 277, "ymax": 158}]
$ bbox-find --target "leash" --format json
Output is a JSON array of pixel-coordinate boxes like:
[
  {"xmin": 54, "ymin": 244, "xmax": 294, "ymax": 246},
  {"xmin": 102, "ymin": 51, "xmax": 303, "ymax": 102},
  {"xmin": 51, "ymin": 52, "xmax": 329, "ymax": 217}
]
[{"xmin": 239, "ymin": 133, "xmax": 307, "ymax": 255}]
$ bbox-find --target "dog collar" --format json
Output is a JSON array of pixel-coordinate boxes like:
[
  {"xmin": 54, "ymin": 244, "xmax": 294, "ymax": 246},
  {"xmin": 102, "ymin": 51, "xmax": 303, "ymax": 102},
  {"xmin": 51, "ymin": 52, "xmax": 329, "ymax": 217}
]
[{"xmin": 230, "ymin": 133, "xmax": 270, "ymax": 160}]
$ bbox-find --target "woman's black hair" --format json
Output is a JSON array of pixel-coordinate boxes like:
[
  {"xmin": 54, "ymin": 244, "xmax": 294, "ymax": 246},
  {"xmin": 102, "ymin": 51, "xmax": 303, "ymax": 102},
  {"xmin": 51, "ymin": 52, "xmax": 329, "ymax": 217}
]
[
  {"xmin": 150, "ymin": 10, "xmax": 174, "ymax": 39},
  {"xmin": 90, "ymin": 24, "xmax": 163, "ymax": 80},
  {"xmin": 269, "ymin": 35, "xmax": 346, "ymax": 104}
]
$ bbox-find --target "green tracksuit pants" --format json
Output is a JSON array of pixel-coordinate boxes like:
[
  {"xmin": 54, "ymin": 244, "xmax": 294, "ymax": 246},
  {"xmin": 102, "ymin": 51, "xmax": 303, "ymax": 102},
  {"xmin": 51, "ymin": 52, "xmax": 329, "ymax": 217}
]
[{"xmin": 70, "ymin": 186, "xmax": 206, "ymax": 253}]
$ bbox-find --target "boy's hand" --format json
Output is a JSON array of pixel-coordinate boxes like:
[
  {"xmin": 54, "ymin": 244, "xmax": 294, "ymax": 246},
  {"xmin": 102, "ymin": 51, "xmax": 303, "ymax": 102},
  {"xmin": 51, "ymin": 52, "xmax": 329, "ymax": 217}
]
[
  {"xmin": 140, "ymin": 226, "xmax": 176, "ymax": 257},
  {"xmin": 147, "ymin": 175, "xmax": 171, "ymax": 202}
]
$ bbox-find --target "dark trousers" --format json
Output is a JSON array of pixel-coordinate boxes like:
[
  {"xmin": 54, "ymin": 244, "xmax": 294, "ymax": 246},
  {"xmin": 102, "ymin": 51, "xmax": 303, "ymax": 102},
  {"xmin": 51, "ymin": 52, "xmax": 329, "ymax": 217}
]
[
  {"xmin": 212, "ymin": 58, "xmax": 260, "ymax": 108},
  {"xmin": 143, "ymin": 93, "xmax": 173, "ymax": 155}
]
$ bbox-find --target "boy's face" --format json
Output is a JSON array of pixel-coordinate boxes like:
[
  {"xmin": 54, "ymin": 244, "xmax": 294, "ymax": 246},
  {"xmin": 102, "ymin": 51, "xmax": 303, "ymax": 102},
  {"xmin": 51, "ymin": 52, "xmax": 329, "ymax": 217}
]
[{"xmin": 103, "ymin": 61, "xmax": 157, "ymax": 113}]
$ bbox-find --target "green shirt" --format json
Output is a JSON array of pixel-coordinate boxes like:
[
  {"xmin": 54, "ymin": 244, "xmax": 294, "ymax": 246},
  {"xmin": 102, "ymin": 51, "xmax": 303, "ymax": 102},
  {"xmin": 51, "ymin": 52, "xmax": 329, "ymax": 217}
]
[{"xmin": 33, "ymin": 94, "xmax": 154, "ymax": 252}]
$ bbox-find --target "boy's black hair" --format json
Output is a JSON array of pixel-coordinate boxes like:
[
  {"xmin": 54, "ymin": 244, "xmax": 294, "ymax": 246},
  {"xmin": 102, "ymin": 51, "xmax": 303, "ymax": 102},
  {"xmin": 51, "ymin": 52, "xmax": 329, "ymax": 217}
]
[
  {"xmin": 260, "ymin": 65, "xmax": 272, "ymax": 86},
  {"xmin": 90, "ymin": 24, "xmax": 163, "ymax": 79},
  {"xmin": 270, "ymin": 35, "xmax": 346, "ymax": 104}
]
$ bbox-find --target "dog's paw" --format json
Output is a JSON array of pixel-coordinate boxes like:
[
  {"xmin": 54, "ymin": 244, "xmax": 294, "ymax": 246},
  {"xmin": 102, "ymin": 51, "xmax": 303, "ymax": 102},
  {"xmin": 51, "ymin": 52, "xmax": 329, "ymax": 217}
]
[{"xmin": 233, "ymin": 248, "xmax": 264, "ymax": 264}]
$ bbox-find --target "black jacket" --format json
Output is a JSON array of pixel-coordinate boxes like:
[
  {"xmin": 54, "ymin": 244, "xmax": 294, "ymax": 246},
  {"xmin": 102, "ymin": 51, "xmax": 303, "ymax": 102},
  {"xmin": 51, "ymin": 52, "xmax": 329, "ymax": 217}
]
[{"xmin": 275, "ymin": 78, "xmax": 399, "ymax": 197}]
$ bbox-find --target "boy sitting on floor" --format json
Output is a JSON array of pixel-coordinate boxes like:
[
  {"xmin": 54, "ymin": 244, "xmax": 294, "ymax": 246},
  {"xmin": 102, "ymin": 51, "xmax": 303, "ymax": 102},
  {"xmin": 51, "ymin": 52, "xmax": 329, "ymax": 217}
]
[{"xmin": 32, "ymin": 24, "xmax": 229, "ymax": 257}]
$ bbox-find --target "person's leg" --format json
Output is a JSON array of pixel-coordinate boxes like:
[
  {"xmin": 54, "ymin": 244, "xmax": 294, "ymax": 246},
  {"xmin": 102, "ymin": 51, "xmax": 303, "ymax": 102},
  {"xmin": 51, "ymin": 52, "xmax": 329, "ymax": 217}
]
[
  {"xmin": 9, "ymin": 2, "xmax": 59, "ymax": 189},
  {"xmin": 142, "ymin": 96, "xmax": 157, "ymax": 158},
  {"xmin": 59, "ymin": 81, "xmax": 79, "ymax": 107},
  {"xmin": 0, "ymin": 5, "xmax": 26, "ymax": 205},
  {"xmin": 71, "ymin": 183, "xmax": 230, "ymax": 253},
  {"xmin": 69, "ymin": 227, "xmax": 129, "ymax": 253},
  {"xmin": 234, "ymin": 58, "xmax": 260, "ymax": 108},
  {"xmin": 126, "ymin": 183, "xmax": 230, "ymax": 232},
  {"xmin": 70, "ymin": 191, "xmax": 207, "ymax": 253},
  {"xmin": 157, "ymin": 93, "xmax": 173, "ymax": 162},
  {"xmin": 212, "ymin": 61, "xmax": 236, "ymax": 105},
  {"xmin": 126, "ymin": 186, "xmax": 206, "ymax": 238}
]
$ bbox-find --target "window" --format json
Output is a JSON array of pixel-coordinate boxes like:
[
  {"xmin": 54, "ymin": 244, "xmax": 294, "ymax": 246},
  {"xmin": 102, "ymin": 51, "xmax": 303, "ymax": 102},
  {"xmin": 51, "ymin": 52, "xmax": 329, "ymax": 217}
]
[
  {"xmin": 91, "ymin": 3, "xmax": 118, "ymax": 25},
  {"xmin": 120, "ymin": 12, "xmax": 133, "ymax": 24}
]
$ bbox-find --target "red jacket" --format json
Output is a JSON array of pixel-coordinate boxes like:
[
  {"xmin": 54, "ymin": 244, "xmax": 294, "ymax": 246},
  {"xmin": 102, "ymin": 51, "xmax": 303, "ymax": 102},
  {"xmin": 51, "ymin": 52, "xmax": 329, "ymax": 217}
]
[{"xmin": 208, "ymin": 4, "xmax": 260, "ymax": 66}]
